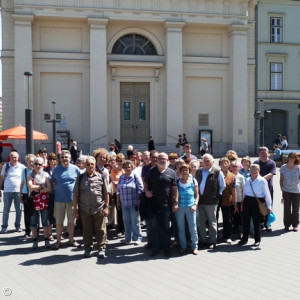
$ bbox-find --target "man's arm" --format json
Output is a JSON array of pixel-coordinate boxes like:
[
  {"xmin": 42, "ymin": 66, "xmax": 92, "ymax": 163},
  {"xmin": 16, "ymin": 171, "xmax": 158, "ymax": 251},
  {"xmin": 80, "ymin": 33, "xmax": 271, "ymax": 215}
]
[{"xmin": 73, "ymin": 193, "xmax": 79, "ymax": 219}]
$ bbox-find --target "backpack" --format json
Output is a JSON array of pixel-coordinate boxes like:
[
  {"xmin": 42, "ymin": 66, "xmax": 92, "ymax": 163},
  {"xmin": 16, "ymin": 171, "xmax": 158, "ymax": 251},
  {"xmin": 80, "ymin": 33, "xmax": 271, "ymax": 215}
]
[{"xmin": 1, "ymin": 163, "xmax": 10, "ymax": 190}]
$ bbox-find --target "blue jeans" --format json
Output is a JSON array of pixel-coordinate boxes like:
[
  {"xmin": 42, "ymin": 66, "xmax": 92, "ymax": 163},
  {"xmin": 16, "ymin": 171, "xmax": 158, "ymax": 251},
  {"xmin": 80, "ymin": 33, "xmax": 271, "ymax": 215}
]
[
  {"xmin": 30, "ymin": 209, "xmax": 49, "ymax": 229},
  {"xmin": 148, "ymin": 206, "xmax": 170, "ymax": 251},
  {"xmin": 176, "ymin": 206, "xmax": 198, "ymax": 250},
  {"xmin": 2, "ymin": 192, "xmax": 22, "ymax": 230},
  {"xmin": 122, "ymin": 205, "xmax": 142, "ymax": 242}
]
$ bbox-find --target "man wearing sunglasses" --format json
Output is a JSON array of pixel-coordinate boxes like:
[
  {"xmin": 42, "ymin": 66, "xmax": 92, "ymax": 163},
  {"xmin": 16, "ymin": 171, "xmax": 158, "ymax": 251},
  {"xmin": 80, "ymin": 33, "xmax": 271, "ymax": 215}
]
[
  {"xmin": 51, "ymin": 150, "xmax": 81, "ymax": 249},
  {"xmin": 73, "ymin": 156, "xmax": 109, "ymax": 259}
]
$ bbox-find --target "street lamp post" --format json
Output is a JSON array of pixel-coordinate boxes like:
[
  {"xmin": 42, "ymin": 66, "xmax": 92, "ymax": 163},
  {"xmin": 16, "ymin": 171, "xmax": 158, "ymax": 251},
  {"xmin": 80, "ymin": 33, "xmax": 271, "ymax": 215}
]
[
  {"xmin": 255, "ymin": 100, "xmax": 271, "ymax": 146},
  {"xmin": 24, "ymin": 72, "xmax": 33, "ymax": 154},
  {"xmin": 44, "ymin": 101, "xmax": 62, "ymax": 153}
]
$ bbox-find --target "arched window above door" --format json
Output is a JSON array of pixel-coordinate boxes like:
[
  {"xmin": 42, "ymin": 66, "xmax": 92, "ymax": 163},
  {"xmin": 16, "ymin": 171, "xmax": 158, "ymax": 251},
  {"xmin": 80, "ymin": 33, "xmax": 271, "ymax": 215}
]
[{"xmin": 112, "ymin": 34, "xmax": 157, "ymax": 55}]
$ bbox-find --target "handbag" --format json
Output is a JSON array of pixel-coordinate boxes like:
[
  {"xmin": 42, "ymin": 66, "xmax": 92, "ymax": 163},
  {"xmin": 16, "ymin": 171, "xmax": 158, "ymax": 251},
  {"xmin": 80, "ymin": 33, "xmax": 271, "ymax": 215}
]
[
  {"xmin": 250, "ymin": 181, "xmax": 268, "ymax": 216},
  {"xmin": 175, "ymin": 143, "xmax": 180, "ymax": 148},
  {"xmin": 33, "ymin": 192, "xmax": 49, "ymax": 211}
]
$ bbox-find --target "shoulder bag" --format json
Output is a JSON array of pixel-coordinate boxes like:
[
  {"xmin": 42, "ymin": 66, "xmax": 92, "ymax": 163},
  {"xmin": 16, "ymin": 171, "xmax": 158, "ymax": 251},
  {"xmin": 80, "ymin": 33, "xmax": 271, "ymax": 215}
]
[{"xmin": 250, "ymin": 181, "xmax": 268, "ymax": 216}]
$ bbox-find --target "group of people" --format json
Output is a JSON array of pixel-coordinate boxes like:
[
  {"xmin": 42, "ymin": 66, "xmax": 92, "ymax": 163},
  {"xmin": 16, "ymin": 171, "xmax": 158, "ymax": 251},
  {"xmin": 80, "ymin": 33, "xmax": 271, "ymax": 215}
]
[{"xmin": 0, "ymin": 143, "xmax": 299, "ymax": 259}]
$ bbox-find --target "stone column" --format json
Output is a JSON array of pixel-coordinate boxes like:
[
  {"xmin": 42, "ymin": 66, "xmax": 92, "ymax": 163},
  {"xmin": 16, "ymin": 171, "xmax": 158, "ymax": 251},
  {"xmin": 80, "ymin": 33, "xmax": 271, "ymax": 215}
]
[
  {"xmin": 165, "ymin": 21, "xmax": 185, "ymax": 144},
  {"xmin": 13, "ymin": 14, "xmax": 34, "ymax": 125},
  {"xmin": 229, "ymin": 25, "xmax": 249, "ymax": 155},
  {"xmin": 88, "ymin": 18, "xmax": 109, "ymax": 148}
]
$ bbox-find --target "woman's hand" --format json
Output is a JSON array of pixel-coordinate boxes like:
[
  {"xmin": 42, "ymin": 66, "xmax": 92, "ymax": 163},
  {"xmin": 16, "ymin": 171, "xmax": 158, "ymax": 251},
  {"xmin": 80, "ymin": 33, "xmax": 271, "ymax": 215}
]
[
  {"xmin": 190, "ymin": 204, "xmax": 197, "ymax": 212},
  {"xmin": 102, "ymin": 207, "xmax": 109, "ymax": 217},
  {"xmin": 172, "ymin": 203, "xmax": 179, "ymax": 212}
]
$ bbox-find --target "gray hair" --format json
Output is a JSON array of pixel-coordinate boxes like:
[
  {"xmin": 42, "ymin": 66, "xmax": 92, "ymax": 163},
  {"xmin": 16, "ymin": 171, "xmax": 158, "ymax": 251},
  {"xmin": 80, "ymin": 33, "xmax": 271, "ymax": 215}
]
[
  {"xmin": 25, "ymin": 154, "xmax": 36, "ymax": 162},
  {"xmin": 34, "ymin": 157, "xmax": 44, "ymax": 165},
  {"xmin": 61, "ymin": 150, "xmax": 71, "ymax": 157},
  {"xmin": 202, "ymin": 153, "xmax": 214, "ymax": 162},
  {"xmin": 85, "ymin": 156, "xmax": 96, "ymax": 164},
  {"xmin": 250, "ymin": 164, "xmax": 260, "ymax": 171}
]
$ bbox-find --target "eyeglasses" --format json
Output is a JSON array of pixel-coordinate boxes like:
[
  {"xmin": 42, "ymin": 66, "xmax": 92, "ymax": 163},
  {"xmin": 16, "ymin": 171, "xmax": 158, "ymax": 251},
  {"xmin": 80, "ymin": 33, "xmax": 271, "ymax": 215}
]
[
  {"xmin": 60, "ymin": 156, "xmax": 68, "ymax": 159},
  {"xmin": 34, "ymin": 163, "xmax": 43, "ymax": 166},
  {"xmin": 49, "ymin": 158, "xmax": 57, "ymax": 161},
  {"xmin": 169, "ymin": 157, "xmax": 176, "ymax": 160},
  {"xmin": 109, "ymin": 159, "xmax": 116, "ymax": 162},
  {"xmin": 116, "ymin": 160, "xmax": 123, "ymax": 162}
]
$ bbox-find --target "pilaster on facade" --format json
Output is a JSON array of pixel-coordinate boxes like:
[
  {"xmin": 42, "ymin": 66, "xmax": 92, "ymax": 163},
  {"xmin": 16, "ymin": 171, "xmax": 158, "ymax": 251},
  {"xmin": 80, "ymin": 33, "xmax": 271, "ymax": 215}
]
[
  {"xmin": 13, "ymin": 13, "xmax": 35, "ymax": 126},
  {"xmin": 88, "ymin": 17, "xmax": 109, "ymax": 148},
  {"xmin": 229, "ymin": 23, "xmax": 249, "ymax": 154},
  {"xmin": 165, "ymin": 21, "xmax": 185, "ymax": 144}
]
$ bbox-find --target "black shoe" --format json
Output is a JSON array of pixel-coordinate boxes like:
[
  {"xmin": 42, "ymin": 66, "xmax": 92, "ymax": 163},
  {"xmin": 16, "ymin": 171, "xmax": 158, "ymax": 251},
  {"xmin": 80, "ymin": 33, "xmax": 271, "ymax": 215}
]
[
  {"xmin": 208, "ymin": 243, "xmax": 216, "ymax": 250},
  {"xmin": 238, "ymin": 239, "xmax": 248, "ymax": 246},
  {"xmin": 265, "ymin": 227, "xmax": 272, "ymax": 232},
  {"xmin": 198, "ymin": 242, "xmax": 207, "ymax": 249},
  {"xmin": 149, "ymin": 250, "xmax": 159, "ymax": 257},
  {"xmin": 253, "ymin": 242, "xmax": 260, "ymax": 247},
  {"xmin": 163, "ymin": 250, "xmax": 172, "ymax": 258},
  {"xmin": 145, "ymin": 243, "xmax": 152, "ymax": 250}
]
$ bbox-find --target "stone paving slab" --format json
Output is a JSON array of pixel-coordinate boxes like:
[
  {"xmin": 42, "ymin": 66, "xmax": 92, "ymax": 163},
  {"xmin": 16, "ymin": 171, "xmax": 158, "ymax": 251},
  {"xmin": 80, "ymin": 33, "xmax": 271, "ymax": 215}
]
[{"xmin": 0, "ymin": 168, "xmax": 300, "ymax": 300}]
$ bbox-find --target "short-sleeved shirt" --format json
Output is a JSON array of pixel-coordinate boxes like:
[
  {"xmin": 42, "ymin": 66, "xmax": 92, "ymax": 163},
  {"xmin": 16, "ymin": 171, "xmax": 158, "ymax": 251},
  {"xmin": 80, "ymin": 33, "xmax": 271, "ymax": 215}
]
[
  {"xmin": 145, "ymin": 166, "xmax": 177, "ymax": 207},
  {"xmin": 141, "ymin": 163, "xmax": 152, "ymax": 179},
  {"xmin": 52, "ymin": 164, "xmax": 80, "ymax": 203},
  {"xmin": 253, "ymin": 158, "xmax": 276, "ymax": 189},
  {"xmin": 239, "ymin": 168, "xmax": 250, "ymax": 179},
  {"xmin": 21, "ymin": 167, "xmax": 32, "ymax": 194},
  {"xmin": 73, "ymin": 171, "xmax": 107, "ymax": 213},
  {"xmin": 234, "ymin": 173, "xmax": 245, "ymax": 202},
  {"xmin": 1, "ymin": 162, "xmax": 25, "ymax": 192},
  {"xmin": 117, "ymin": 173, "xmax": 144, "ymax": 207},
  {"xmin": 280, "ymin": 164, "xmax": 300, "ymax": 194}
]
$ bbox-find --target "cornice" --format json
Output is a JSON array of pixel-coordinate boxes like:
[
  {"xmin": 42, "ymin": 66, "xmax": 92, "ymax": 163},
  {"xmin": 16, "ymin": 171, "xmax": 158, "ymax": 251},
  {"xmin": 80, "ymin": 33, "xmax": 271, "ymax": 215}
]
[
  {"xmin": 229, "ymin": 24, "xmax": 250, "ymax": 36},
  {"xmin": 87, "ymin": 18, "xmax": 109, "ymax": 28},
  {"xmin": 165, "ymin": 21, "xmax": 185, "ymax": 32},
  {"xmin": 11, "ymin": 14, "xmax": 34, "ymax": 23}
]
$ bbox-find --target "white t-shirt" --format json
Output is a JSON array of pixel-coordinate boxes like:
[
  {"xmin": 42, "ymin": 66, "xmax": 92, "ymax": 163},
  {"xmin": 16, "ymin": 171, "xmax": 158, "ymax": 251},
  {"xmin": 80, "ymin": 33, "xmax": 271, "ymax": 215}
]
[{"xmin": 1, "ymin": 162, "xmax": 25, "ymax": 192}]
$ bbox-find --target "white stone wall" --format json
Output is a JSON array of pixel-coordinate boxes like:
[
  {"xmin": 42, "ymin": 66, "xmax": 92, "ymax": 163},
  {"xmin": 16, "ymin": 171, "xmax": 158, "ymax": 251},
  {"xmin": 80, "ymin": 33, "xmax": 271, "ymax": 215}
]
[{"xmin": 1, "ymin": 0, "xmax": 257, "ymax": 155}]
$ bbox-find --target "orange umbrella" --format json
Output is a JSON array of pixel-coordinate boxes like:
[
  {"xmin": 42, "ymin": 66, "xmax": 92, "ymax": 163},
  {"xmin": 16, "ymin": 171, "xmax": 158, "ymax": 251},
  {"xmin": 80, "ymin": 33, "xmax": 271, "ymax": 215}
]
[{"xmin": 0, "ymin": 125, "xmax": 48, "ymax": 140}]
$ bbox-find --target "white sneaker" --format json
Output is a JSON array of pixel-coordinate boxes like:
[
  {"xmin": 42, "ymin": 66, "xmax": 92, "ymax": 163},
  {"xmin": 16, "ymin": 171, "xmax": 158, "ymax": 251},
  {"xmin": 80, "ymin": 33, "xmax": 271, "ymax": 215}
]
[
  {"xmin": 98, "ymin": 250, "xmax": 106, "ymax": 259},
  {"xmin": 226, "ymin": 239, "xmax": 233, "ymax": 244},
  {"xmin": 134, "ymin": 240, "xmax": 142, "ymax": 245}
]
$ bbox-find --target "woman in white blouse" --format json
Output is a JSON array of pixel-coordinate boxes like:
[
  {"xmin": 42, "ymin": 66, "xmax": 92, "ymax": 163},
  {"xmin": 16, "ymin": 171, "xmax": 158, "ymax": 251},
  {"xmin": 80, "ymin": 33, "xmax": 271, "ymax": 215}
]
[
  {"xmin": 279, "ymin": 152, "xmax": 300, "ymax": 232},
  {"xmin": 238, "ymin": 164, "xmax": 272, "ymax": 247}
]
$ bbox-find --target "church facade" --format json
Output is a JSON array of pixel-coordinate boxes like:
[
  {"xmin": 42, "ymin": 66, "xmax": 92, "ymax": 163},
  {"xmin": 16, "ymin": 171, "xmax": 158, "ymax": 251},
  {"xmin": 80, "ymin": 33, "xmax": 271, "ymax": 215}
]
[{"xmin": 1, "ymin": 0, "xmax": 257, "ymax": 155}]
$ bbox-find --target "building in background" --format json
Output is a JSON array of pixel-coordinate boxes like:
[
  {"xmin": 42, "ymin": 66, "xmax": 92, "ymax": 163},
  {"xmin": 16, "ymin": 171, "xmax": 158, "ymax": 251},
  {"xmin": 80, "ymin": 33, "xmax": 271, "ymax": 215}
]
[
  {"xmin": 1, "ymin": 0, "xmax": 258, "ymax": 155},
  {"xmin": 257, "ymin": 0, "xmax": 300, "ymax": 149}
]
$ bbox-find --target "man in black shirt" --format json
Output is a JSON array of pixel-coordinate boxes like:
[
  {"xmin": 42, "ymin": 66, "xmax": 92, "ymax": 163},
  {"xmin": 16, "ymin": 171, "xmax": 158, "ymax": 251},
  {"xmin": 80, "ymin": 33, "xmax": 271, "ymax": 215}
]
[{"xmin": 144, "ymin": 152, "xmax": 178, "ymax": 257}]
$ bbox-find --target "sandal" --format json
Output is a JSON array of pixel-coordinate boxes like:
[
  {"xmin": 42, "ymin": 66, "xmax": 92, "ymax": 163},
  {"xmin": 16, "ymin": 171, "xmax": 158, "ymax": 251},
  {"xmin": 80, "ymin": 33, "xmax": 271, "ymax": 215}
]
[
  {"xmin": 52, "ymin": 243, "xmax": 60, "ymax": 250},
  {"xmin": 48, "ymin": 235, "xmax": 55, "ymax": 241},
  {"xmin": 68, "ymin": 241, "xmax": 81, "ymax": 248}
]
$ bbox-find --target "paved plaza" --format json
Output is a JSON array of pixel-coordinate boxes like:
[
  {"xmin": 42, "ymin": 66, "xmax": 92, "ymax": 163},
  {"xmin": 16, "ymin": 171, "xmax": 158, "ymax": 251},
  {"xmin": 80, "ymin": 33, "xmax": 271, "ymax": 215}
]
[{"xmin": 0, "ymin": 164, "xmax": 300, "ymax": 300}]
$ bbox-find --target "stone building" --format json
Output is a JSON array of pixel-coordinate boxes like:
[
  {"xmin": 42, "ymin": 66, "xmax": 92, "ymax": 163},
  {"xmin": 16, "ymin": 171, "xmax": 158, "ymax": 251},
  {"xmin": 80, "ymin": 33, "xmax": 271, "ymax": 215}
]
[
  {"xmin": 257, "ymin": 0, "xmax": 300, "ymax": 149},
  {"xmin": 1, "ymin": 0, "xmax": 257, "ymax": 155}
]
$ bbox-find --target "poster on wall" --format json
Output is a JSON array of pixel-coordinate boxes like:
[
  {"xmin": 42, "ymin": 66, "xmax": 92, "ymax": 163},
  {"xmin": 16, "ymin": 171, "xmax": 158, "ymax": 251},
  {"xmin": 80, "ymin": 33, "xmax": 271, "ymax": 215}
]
[{"xmin": 57, "ymin": 130, "xmax": 70, "ymax": 150}]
